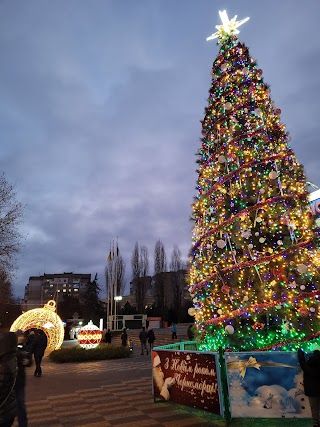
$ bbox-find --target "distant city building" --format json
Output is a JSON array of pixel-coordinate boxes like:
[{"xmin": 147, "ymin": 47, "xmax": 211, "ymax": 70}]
[
  {"xmin": 23, "ymin": 272, "xmax": 91, "ymax": 310},
  {"xmin": 124, "ymin": 269, "xmax": 191, "ymax": 312}
]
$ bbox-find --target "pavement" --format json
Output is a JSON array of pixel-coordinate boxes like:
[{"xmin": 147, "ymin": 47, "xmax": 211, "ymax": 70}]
[{"xmin": 14, "ymin": 342, "xmax": 218, "ymax": 427}]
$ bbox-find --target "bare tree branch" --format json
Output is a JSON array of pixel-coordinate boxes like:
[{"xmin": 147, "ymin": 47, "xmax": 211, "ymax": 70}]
[
  {"xmin": 0, "ymin": 173, "xmax": 24, "ymax": 271},
  {"xmin": 140, "ymin": 245, "xmax": 149, "ymax": 277},
  {"xmin": 170, "ymin": 245, "xmax": 182, "ymax": 272},
  {"xmin": 154, "ymin": 239, "xmax": 167, "ymax": 275}
]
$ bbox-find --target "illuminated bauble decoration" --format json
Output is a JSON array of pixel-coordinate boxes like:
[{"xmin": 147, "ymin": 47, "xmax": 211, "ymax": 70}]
[
  {"xmin": 300, "ymin": 285, "xmax": 306, "ymax": 290},
  {"xmin": 217, "ymin": 239, "xmax": 226, "ymax": 249},
  {"xmin": 188, "ymin": 307, "xmax": 196, "ymax": 316},
  {"xmin": 220, "ymin": 63, "xmax": 228, "ymax": 72},
  {"xmin": 242, "ymin": 67, "xmax": 249, "ymax": 75},
  {"xmin": 225, "ymin": 325, "xmax": 234, "ymax": 334},
  {"xmin": 269, "ymin": 170, "xmax": 278, "ymax": 180},
  {"xmin": 243, "ymin": 295, "xmax": 249, "ymax": 302},
  {"xmin": 297, "ymin": 264, "xmax": 308, "ymax": 274},
  {"xmin": 252, "ymin": 322, "xmax": 265, "ymax": 330},
  {"xmin": 275, "ymin": 108, "xmax": 281, "ymax": 115},
  {"xmin": 221, "ymin": 285, "xmax": 231, "ymax": 295},
  {"xmin": 277, "ymin": 240, "xmax": 283, "ymax": 246},
  {"xmin": 259, "ymin": 237, "xmax": 266, "ymax": 243},
  {"xmin": 77, "ymin": 320, "xmax": 102, "ymax": 349},
  {"xmin": 217, "ymin": 309, "xmax": 223, "ymax": 315},
  {"xmin": 248, "ymin": 244, "xmax": 254, "ymax": 249},
  {"xmin": 256, "ymin": 217, "xmax": 262, "ymax": 223},
  {"xmin": 297, "ymin": 307, "xmax": 309, "ymax": 317},
  {"xmin": 218, "ymin": 155, "xmax": 226, "ymax": 163},
  {"xmin": 10, "ymin": 300, "xmax": 64, "ymax": 350},
  {"xmin": 310, "ymin": 307, "xmax": 316, "ymax": 313},
  {"xmin": 260, "ymin": 188, "xmax": 265, "ymax": 194},
  {"xmin": 224, "ymin": 102, "xmax": 232, "ymax": 111}
]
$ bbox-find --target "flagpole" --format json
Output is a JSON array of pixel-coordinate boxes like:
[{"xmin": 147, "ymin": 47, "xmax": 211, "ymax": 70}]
[
  {"xmin": 114, "ymin": 238, "xmax": 118, "ymax": 330},
  {"xmin": 107, "ymin": 245, "xmax": 111, "ymax": 329},
  {"xmin": 111, "ymin": 240, "xmax": 114, "ymax": 329}
]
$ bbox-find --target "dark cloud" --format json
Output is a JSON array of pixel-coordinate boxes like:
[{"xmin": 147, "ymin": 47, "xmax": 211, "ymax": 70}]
[{"xmin": 0, "ymin": 1, "xmax": 319, "ymax": 297}]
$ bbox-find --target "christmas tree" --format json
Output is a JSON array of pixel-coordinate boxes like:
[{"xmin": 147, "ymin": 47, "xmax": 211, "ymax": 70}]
[{"xmin": 189, "ymin": 11, "xmax": 320, "ymax": 352}]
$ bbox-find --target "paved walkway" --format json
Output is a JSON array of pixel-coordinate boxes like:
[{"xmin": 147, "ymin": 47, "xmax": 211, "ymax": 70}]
[{"xmin": 14, "ymin": 346, "xmax": 219, "ymax": 427}]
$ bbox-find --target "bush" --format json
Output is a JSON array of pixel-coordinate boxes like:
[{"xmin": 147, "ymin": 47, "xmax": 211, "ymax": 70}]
[{"xmin": 49, "ymin": 343, "xmax": 131, "ymax": 363}]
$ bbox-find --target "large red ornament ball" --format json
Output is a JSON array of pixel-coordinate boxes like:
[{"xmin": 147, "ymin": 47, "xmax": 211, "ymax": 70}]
[
  {"xmin": 252, "ymin": 322, "xmax": 265, "ymax": 330},
  {"xmin": 77, "ymin": 321, "xmax": 102, "ymax": 349},
  {"xmin": 221, "ymin": 285, "xmax": 231, "ymax": 295},
  {"xmin": 297, "ymin": 307, "xmax": 309, "ymax": 317}
]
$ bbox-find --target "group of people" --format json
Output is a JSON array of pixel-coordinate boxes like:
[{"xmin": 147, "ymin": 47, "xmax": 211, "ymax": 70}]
[
  {"xmin": 0, "ymin": 329, "xmax": 47, "ymax": 427},
  {"xmin": 118, "ymin": 326, "xmax": 156, "ymax": 355},
  {"xmin": 138, "ymin": 326, "xmax": 155, "ymax": 355}
]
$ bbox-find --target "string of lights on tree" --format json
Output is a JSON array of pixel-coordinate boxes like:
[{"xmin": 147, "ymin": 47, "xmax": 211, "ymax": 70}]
[{"xmin": 189, "ymin": 10, "xmax": 320, "ymax": 352}]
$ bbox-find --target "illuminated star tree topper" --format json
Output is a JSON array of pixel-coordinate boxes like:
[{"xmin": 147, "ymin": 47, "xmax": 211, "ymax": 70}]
[{"xmin": 207, "ymin": 10, "xmax": 249, "ymax": 43}]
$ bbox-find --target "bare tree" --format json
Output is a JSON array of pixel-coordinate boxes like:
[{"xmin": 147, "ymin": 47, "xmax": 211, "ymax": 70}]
[
  {"xmin": 116, "ymin": 254, "xmax": 126, "ymax": 296},
  {"xmin": 131, "ymin": 242, "xmax": 150, "ymax": 313},
  {"xmin": 105, "ymin": 245, "xmax": 126, "ymax": 294},
  {"xmin": 170, "ymin": 245, "xmax": 182, "ymax": 272},
  {"xmin": 154, "ymin": 239, "xmax": 167, "ymax": 275},
  {"xmin": 140, "ymin": 245, "xmax": 149, "ymax": 277},
  {"xmin": 0, "ymin": 268, "xmax": 21, "ymax": 328},
  {"xmin": 131, "ymin": 242, "xmax": 140, "ymax": 280},
  {"xmin": 0, "ymin": 173, "xmax": 24, "ymax": 271},
  {"xmin": 0, "ymin": 269, "xmax": 14, "ymax": 305}
]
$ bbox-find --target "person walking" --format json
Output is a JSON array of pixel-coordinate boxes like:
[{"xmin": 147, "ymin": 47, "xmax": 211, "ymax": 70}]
[
  {"xmin": 147, "ymin": 328, "xmax": 155, "ymax": 352},
  {"xmin": 25, "ymin": 331, "xmax": 35, "ymax": 354},
  {"xmin": 0, "ymin": 332, "xmax": 18, "ymax": 427},
  {"xmin": 120, "ymin": 328, "xmax": 127, "ymax": 347},
  {"xmin": 139, "ymin": 326, "xmax": 148, "ymax": 355},
  {"xmin": 15, "ymin": 330, "xmax": 32, "ymax": 427},
  {"xmin": 33, "ymin": 330, "xmax": 47, "ymax": 377},
  {"xmin": 298, "ymin": 348, "xmax": 320, "ymax": 427},
  {"xmin": 171, "ymin": 323, "xmax": 177, "ymax": 340},
  {"xmin": 187, "ymin": 325, "xmax": 195, "ymax": 341},
  {"xmin": 104, "ymin": 329, "xmax": 112, "ymax": 344}
]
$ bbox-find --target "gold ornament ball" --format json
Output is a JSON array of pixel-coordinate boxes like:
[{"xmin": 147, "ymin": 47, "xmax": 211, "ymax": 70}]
[{"xmin": 10, "ymin": 300, "xmax": 64, "ymax": 350}]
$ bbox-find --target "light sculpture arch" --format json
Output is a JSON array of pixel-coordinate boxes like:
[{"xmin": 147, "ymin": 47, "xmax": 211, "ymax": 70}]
[{"xmin": 10, "ymin": 300, "xmax": 64, "ymax": 350}]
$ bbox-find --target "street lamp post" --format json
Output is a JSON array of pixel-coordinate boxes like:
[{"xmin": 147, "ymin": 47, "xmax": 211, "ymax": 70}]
[{"xmin": 114, "ymin": 296, "xmax": 122, "ymax": 330}]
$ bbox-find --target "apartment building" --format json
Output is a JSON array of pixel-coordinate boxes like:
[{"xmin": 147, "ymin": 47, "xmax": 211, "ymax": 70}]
[{"xmin": 23, "ymin": 272, "xmax": 91, "ymax": 310}]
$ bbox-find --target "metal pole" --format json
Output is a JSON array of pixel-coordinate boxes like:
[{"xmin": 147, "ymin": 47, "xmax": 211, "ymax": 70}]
[{"xmin": 107, "ymin": 246, "xmax": 112, "ymax": 329}]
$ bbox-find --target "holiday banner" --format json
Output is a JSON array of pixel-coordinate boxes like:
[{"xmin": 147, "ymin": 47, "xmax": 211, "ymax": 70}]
[
  {"xmin": 225, "ymin": 351, "xmax": 309, "ymax": 418},
  {"xmin": 152, "ymin": 349, "xmax": 222, "ymax": 415},
  {"xmin": 309, "ymin": 189, "xmax": 320, "ymax": 225}
]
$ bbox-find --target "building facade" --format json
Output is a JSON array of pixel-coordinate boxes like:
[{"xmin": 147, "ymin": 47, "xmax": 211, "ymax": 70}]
[
  {"xmin": 23, "ymin": 272, "xmax": 91, "ymax": 310},
  {"xmin": 124, "ymin": 270, "xmax": 191, "ymax": 318}
]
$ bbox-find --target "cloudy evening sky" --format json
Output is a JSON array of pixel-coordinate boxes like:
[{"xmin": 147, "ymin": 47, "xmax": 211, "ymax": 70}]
[{"xmin": 1, "ymin": 1, "xmax": 320, "ymax": 298}]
